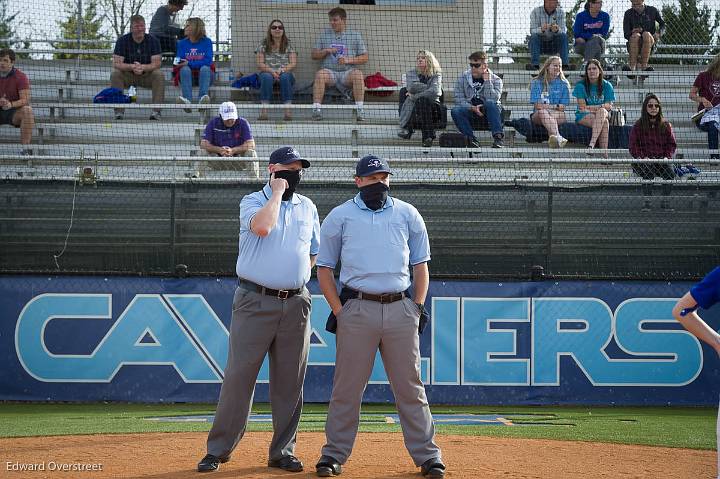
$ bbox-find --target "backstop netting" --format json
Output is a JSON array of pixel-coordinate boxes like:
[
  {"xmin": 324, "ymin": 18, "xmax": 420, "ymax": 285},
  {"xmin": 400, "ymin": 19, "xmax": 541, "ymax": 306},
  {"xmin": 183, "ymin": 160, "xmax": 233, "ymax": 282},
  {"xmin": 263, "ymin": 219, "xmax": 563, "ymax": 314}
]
[{"xmin": 0, "ymin": 0, "xmax": 719, "ymax": 278}]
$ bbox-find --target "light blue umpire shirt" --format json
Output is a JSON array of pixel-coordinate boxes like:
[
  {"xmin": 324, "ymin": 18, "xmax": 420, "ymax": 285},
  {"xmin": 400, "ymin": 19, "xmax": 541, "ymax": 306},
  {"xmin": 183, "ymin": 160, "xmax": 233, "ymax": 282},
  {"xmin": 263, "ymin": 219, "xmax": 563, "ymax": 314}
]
[
  {"xmin": 317, "ymin": 193, "xmax": 431, "ymax": 295},
  {"xmin": 236, "ymin": 183, "xmax": 320, "ymax": 290}
]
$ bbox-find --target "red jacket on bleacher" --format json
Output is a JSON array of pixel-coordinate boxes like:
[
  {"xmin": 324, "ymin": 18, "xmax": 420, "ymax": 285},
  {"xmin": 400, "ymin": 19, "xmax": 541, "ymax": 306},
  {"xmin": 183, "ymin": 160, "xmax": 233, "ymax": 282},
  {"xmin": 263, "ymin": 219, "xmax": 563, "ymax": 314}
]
[{"xmin": 629, "ymin": 121, "xmax": 677, "ymax": 159}]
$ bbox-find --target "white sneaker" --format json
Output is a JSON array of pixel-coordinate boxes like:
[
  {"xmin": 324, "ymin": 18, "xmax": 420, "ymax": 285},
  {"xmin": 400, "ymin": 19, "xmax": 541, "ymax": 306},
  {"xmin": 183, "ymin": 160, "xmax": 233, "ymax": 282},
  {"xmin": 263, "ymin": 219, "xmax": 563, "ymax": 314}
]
[
  {"xmin": 356, "ymin": 108, "xmax": 365, "ymax": 122},
  {"xmin": 548, "ymin": 135, "xmax": 559, "ymax": 148},
  {"xmin": 177, "ymin": 96, "xmax": 191, "ymax": 113},
  {"xmin": 198, "ymin": 95, "xmax": 210, "ymax": 105},
  {"xmin": 557, "ymin": 135, "xmax": 568, "ymax": 148}
]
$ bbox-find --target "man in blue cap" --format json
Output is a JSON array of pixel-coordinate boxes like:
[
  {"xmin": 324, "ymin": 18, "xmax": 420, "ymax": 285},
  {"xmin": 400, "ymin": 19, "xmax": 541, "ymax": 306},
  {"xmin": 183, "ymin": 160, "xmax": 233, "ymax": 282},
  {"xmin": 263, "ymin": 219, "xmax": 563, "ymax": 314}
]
[
  {"xmin": 314, "ymin": 155, "xmax": 446, "ymax": 478},
  {"xmin": 198, "ymin": 146, "xmax": 320, "ymax": 474}
]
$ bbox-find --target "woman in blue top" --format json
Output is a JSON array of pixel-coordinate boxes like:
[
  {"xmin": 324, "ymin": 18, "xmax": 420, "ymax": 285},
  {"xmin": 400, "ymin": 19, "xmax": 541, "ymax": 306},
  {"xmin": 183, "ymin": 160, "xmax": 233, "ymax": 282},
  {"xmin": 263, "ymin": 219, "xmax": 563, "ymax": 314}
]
[
  {"xmin": 573, "ymin": 0, "xmax": 610, "ymax": 66},
  {"xmin": 530, "ymin": 56, "xmax": 571, "ymax": 148},
  {"xmin": 176, "ymin": 17, "xmax": 213, "ymax": 108},
  {"xmin": 572, "ymin": 59, "xmax": 615, "ymax": 151}
]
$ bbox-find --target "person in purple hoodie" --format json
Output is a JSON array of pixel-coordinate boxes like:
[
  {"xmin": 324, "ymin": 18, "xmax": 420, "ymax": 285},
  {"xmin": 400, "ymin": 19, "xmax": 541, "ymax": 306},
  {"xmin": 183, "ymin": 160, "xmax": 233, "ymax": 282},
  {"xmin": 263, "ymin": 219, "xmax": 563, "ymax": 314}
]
[
  {"xmin": 573, "ymin": 0, "xmax": 611, "ymax": 66},
  {"xmin": 175, "ymin": 17, "xmax": 214, "ymax": 108}
]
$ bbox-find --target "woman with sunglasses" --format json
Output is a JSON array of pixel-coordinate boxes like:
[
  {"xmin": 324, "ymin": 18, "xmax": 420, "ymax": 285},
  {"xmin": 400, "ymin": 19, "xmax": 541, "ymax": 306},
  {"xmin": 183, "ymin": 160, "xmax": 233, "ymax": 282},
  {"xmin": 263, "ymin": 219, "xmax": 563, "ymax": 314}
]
[
  {"xmin": 256, "ymin": 19, "xmax": 297, "ymax": 121},
  {"xmin": 573, "ymin": 59, "xmax": 614, "ymax": 152},
  {"xmin": 629, "ymin": 94, "xmax": 676, "ymax": 179},
  {"xmin": 397, "ymin": 50, "xmax": 443, "ymax": 147},
  {"xmin": 175, "ymin": 17, "xmax": 214, "ymax": 109},
  {"xmin": 530, "ymin": 56, "xmax": 571, "ymax": 148}
]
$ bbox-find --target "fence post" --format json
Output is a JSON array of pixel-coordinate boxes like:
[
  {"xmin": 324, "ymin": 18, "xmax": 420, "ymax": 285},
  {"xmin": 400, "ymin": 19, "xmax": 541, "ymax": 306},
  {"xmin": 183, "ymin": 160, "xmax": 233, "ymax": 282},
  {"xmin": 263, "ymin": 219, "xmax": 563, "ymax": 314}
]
[
  {"xmin": 75, "ymin": 0, "xmax": 83, "ymax": 81},
  {"xmin": 492, "ymin": 0, "xmax": 498, "ymax": 54},
  {"xmin": 546, "ymin": 190, "xmax": 553, "ymax": 275},
  {"xmin": 216, "ymin": 0, "xmax": 220, "ymax": 52}
]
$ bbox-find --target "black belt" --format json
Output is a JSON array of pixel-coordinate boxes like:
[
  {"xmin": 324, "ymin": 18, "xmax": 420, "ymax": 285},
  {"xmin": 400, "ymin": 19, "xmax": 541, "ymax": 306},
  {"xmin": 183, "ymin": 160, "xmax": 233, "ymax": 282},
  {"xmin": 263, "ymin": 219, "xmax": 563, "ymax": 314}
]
[
  {"xmin": 238, "ymin": 279, "xmax": 303, "ymax": 300},
  {"xmin": 341, "ymin": 288, "xmax": 405, "ymax": 304}
]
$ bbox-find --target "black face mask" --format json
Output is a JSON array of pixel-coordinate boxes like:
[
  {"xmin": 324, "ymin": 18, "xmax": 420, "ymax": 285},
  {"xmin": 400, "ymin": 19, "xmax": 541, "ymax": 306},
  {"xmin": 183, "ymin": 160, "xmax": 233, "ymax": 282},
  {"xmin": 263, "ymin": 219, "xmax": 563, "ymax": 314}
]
[
  {"xmin": 359, "ymin": 181, "xmax": 389, "ymax": 211},
  {"xmin": 272, "ymin": 169, "xmax": 301, "ymax": 201}
]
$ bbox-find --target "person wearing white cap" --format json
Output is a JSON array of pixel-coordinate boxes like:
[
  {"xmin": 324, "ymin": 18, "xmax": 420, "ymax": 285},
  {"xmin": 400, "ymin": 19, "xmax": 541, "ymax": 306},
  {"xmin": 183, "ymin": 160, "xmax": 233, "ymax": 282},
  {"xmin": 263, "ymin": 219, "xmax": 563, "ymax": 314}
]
[{"xmin": 200, "ymin": 101, "xmax": 259, "ymax": 176}]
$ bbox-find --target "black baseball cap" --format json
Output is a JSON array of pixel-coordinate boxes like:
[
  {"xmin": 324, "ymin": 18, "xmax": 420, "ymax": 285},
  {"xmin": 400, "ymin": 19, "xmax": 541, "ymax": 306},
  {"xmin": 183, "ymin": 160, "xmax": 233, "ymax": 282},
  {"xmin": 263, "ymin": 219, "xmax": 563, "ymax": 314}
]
[
  {"xmin": 269, "ymin": 146, "xmax": 310, "ymax": 168},
  {"xmin": 355, "ymin": 154, "xmax": 393, "ymax": 177}
]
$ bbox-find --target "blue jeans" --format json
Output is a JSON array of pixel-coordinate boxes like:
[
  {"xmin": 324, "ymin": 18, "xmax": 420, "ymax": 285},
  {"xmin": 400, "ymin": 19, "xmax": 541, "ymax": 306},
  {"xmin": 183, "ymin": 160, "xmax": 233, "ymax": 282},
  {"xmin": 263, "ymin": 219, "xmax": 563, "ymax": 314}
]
[
  {"xmin": 259, "ymin": 72, "xmax": 295, "ymax": 103},
  {"xmin": 180, "ymin": 65, "xmax": 212, "ymax": 101},
  {"xmin": 698, "ymin": 121, "xmax": 720, "ymax": 157},
  {"xmin": 529, "ymin": 32, "xmax": 569, "ymax": 66},
  {"xmin": 451, "ymin": 101, "xmax": 504, "ymax": 140}
]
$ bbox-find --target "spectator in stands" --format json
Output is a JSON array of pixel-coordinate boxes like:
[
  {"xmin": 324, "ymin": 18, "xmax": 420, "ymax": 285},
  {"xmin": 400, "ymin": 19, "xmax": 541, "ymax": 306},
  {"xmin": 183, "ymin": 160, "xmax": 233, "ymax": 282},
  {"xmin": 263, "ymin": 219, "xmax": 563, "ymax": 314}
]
[
  {"xmin": 530, "ymin": 56, "xmax": 571, "ymax": 148},
  {"xmin": 311, "ymin": 7, "xmax": 368, "ymax": 122},
  {"xmin": 451, "ymin": 51, "xmax": 505, "ymax": 148},
  {"xmin": 111, "ymin": 14, "xmax": 164, "ymax": 121},
  {"xmin": 397, "ymin": 50, "xmax": 443, "ymax": 147},
  {"xmin": 622, "ymin": 0, "xmax": 665, "ymax": 80},
  {"xmin": 150, "ymin": 0, "xmax": 187, "ymax": 55},
  {"xmin": 176, "ymin": 17, "xmax": 213, "ymax": 110},
  {"xmin": 527, "ymin": 0, "xmax": 570, "ymax": 71},
  {"xmin": 573, "ymin": 0, "xmax": 610, "ymax": 67},
  {"xmin": 573, "ymin": 59, "xmax": 614, "ymax": 151},
  {"xmin": 256, "ymin": 19, "xmax": 297, "ymax": 122},
  {"xmin": 0, "ymin": 48, "xmax": 34, "ymax": 153},
  {"xmin": 201, "ymin": 101, "xmax": 259, "ymax": 177},
  {"xmin": 629, "ymin": 94, "xmax": 677, "ymax": 179},
  {"xmin": 690, "ymin": 54, "xmax": 720, "ymax": 159}
]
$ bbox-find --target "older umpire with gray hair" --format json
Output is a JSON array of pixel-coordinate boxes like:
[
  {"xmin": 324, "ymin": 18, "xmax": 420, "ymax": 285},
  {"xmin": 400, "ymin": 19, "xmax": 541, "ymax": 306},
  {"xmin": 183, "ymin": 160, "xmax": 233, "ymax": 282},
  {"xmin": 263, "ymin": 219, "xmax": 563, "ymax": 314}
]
[
  {"xmin": 197, "ymin": 146, "xmax": 320, "ymax": 474},
  {"xmin": 314, "ymin": 155, "xmax": 446, "ymax": 478}
]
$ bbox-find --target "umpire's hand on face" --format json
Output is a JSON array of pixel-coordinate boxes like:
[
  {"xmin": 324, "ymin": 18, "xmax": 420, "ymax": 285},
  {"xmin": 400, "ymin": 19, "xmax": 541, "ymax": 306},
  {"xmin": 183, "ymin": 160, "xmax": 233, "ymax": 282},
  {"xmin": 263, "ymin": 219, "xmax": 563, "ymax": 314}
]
[{"xmin": 269, "ymin": 174, "xmax": 289, "ymax": 194}]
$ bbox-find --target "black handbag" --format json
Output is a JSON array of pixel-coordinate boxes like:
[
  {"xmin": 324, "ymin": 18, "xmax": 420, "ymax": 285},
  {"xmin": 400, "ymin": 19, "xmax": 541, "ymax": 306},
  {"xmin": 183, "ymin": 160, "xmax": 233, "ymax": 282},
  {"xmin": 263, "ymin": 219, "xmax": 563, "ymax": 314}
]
[{"xmin": 439, "ymin": 132, "xmax": 468, "ymax": 147}]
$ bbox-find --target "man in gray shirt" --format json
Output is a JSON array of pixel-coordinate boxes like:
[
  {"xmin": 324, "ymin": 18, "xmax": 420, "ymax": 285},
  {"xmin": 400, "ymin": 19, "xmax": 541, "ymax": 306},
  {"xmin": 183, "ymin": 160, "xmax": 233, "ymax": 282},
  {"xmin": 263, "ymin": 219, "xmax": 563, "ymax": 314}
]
[
  {"xmin": 149, "ymin": 0, "xmax": 187, "ymax": 55},
  {"xmin": 527, "ymin": 0, "xmax": 570, "ymax": 70},
  {"xmin": 311, "ymin": 7, "xmax": 368, "ymax": 122}
]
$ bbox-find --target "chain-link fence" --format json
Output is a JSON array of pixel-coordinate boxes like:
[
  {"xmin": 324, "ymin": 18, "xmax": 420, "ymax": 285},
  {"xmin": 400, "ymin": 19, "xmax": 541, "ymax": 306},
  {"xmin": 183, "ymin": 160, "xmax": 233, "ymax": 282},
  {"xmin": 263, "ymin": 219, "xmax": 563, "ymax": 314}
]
[{"xmin": 1, "ymin": 0, "xmax": 719, "ymax": 279}]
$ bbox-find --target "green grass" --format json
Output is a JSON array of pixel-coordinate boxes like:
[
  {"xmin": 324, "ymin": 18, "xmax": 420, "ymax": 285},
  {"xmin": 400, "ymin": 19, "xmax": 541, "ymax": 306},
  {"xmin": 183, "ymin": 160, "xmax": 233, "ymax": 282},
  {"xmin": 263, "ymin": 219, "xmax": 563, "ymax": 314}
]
[{"xmin": 0, "ymin": 403, "xmax": 715, "ymax": 450}]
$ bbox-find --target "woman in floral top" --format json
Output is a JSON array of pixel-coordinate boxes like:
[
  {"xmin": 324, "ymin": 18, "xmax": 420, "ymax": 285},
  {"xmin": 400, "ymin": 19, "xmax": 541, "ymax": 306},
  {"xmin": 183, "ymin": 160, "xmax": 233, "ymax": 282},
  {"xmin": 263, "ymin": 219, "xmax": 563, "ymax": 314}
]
[{"xmin": 255, "ymin": 19, "xmax": 297, "ymax": 121}]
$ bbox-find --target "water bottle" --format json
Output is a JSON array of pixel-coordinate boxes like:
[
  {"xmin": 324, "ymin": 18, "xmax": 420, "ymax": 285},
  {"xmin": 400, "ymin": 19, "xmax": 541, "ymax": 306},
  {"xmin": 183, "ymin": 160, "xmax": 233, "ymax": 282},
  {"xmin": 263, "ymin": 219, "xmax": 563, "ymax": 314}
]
[
  {"xmin": 401, "ymin": 73, "xmax": 407, "ymax": 88},
  {"xmin": 541, "ymin": 91, "xmax": 549, "ymax": 105},
  {"xmin": 128, "ymin": 85, "xmax": 137, "ymax": 103}
]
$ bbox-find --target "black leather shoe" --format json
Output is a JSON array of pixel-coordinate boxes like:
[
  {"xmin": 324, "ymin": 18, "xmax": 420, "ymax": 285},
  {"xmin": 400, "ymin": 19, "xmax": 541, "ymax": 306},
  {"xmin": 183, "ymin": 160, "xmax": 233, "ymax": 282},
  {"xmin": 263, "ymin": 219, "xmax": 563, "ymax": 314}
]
[
  {"xmin": 268, "ymin": 455, "xmax": 304, "ymax": 472},
  {"xmin": 316, "ymin": 455, "xmax": 342, "ymax": 477},
  {"xmin": 197, "ymin": 454, "xmax": 228, "ymax": 472},
  {"xmin": 420, "ymin": 458, "xmax": 446, "ymax": 478}
]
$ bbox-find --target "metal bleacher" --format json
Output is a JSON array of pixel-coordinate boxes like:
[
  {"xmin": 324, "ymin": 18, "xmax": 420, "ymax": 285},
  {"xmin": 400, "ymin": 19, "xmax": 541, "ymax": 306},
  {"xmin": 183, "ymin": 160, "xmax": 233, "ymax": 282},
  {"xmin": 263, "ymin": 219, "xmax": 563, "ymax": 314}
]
[
  {"xmin": 2, "ymin": 52, "xmax": 716, "ymax": 160},
  {"xmin": 1, "ymin": 49, "xmax": 719, "ymax": 278}
]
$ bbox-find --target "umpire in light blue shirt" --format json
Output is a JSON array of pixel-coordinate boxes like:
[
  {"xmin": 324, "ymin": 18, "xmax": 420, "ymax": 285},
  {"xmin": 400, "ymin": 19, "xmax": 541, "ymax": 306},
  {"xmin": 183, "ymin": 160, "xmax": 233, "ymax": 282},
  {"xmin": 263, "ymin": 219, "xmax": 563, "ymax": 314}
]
[
  {"xmin": 314, "ymin": 155, "xmax": 446, "ymax": 478},
  {"xmin": 198, "ymin": 146, "xmax": 320, "ymax": 474}
]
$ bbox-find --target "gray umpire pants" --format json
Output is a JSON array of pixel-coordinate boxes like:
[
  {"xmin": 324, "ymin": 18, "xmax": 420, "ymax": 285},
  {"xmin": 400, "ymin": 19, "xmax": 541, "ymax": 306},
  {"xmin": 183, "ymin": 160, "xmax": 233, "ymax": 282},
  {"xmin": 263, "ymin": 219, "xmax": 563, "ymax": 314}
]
[
  {"xmin": 206, "ymin": 285, "xmax": 312, "ymax": 461},
  {"xmin": 321, "ymin": 296, "xmax": 442, "ymax": 466}
]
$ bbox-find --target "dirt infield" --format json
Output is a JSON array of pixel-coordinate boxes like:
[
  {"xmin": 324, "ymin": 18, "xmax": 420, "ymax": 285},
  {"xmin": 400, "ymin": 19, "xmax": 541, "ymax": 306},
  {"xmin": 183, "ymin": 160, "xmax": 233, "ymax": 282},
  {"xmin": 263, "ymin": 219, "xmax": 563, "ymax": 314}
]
[{"xmin": 0, "ymin": 431, "xmax": 715, "ymax": 478}]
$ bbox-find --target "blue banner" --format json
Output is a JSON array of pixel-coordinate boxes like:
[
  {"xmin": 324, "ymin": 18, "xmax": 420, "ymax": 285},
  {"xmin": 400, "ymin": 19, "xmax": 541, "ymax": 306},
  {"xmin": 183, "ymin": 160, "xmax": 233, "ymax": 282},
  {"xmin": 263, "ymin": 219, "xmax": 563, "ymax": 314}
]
[{"xmin": 1, "ymin": 276, "xmax": 718, "ymax": 405}]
